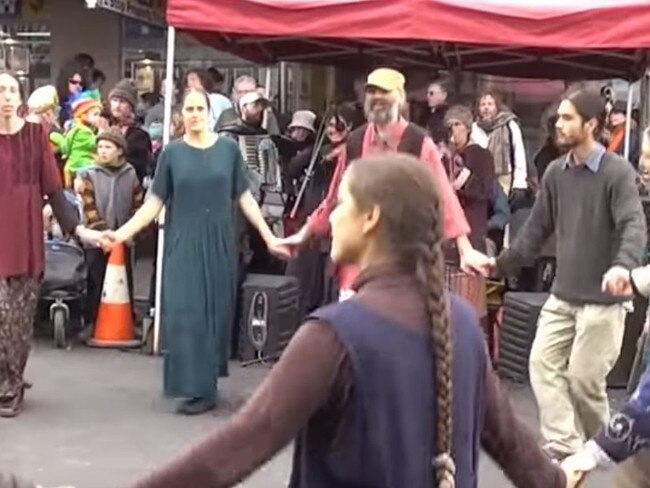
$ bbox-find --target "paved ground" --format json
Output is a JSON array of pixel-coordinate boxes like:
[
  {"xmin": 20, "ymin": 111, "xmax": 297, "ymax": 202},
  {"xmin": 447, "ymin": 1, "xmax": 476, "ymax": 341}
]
[
  {"xmin": 0, "ymin": 258, "xmax": 619, "ymax": 487},
  {"xmin": 0, "ymin": 341, "xmax": 617, "ymax": 488}
]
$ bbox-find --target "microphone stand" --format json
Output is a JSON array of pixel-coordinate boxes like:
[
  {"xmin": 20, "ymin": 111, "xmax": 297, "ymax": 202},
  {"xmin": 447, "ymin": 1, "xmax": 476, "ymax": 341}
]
[{"xmin": 290, "ymin": 106, "xmax": 334, "ymax": 219}]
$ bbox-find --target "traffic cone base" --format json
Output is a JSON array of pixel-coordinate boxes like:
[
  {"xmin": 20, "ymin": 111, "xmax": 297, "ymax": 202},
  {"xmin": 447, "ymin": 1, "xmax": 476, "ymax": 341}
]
[{"xmin": 87, "ymin": 243, "xmax": 141, "ymax": 349}]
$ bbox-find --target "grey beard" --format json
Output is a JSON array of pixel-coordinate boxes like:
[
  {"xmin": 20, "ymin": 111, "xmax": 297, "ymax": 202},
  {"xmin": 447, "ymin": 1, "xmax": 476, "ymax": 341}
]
[{"xmin": 367, "ymin": 105, "xmax": 398, "ymax": 125}]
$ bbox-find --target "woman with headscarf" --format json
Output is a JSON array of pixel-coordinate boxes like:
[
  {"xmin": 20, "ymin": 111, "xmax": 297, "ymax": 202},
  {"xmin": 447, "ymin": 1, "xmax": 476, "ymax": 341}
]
[{"xmin": 0, "ymin": 72, "xmax": 101, "ymax": 418}]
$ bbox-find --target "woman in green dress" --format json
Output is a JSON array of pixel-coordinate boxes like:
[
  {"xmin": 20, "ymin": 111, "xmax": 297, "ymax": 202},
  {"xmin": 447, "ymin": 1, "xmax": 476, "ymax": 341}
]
[{"xmin": 104, "ymin": 88, "xmax": 289, "ymax": 415}]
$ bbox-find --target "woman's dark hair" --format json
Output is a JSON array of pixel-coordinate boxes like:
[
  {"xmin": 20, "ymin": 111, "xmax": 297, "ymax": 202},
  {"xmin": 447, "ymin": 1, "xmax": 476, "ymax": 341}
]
[
  {"xmin": 182, "ymin": 69, "xmax": 214, "ymax": 94},
  {"xmin": 55, "ymin": 59, "xmax": 91, "ymax": 102},
  {"xmin": 345, "ymin": 153, "xmax": 455, "ymax": 488},
  {"xmin": 330, "ymin": 102, "xmax": 357, "ymax": 131}
]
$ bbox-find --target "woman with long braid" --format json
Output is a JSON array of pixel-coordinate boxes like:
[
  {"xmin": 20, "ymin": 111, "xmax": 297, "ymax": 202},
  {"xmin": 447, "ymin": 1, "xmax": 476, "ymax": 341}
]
[{"xmin": 120, "ymin": 154, "xmax": 571, "ymax": 488}]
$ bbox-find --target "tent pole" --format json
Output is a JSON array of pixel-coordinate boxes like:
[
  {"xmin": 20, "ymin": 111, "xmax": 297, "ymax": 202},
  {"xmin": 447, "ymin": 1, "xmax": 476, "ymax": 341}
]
[
  {"xmin": 152, "ymin": 26, "xmax": 176, "ymax": 356},
  {"xmin": 624, "ymin": 82, "xmax": 634, "ymax": 162},
  {"xmin": 279, "ymin": 61, "xmax": 287, "ymax": 114}
]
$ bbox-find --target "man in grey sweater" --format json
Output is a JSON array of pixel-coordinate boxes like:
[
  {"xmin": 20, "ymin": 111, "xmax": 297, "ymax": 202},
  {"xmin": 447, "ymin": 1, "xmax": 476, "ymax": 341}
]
[{"xmin": 486, "ymin": 89, "xmax": 646, "ymax": 460}]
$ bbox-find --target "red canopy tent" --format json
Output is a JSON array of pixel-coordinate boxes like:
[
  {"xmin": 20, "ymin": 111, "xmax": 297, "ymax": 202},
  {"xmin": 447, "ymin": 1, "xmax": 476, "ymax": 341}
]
[
  {"xmin": 165, "ymin": 0, "xmax": 650, "ymax": 79},
  {"xmin": 151, "ymin": 0, "xmax": 650, "ymax": 354}
]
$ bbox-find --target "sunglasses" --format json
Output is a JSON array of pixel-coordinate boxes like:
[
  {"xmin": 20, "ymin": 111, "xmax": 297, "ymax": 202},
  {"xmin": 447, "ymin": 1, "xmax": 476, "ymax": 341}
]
[{"xmin": 69, "ymin": 79, "xmax": 82, "ymax": 85}]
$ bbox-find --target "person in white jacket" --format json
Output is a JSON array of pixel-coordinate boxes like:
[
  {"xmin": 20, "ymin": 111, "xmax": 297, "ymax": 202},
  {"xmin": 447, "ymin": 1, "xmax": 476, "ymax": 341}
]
[{"xmin": 472, "ymin": 90, "xmax": 528, "ymax": 198}]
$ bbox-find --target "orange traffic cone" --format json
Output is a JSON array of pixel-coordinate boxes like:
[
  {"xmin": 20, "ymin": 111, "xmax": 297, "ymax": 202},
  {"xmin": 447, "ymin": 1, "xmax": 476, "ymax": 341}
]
[{"xmin": 87, "ymin": 243, "xmax": 140, "ymax": 348}]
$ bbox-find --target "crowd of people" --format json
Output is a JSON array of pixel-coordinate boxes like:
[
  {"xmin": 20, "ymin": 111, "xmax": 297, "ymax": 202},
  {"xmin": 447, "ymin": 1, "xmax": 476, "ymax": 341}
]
[{"xmin": 1, "ymin": 54, "xmax": 650, "ymax": 488}]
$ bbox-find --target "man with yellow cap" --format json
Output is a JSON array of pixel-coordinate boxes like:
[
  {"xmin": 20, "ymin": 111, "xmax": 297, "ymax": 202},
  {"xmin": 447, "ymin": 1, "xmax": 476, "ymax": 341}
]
[{"xmin": 280, "ymin": 67, "xmax": 488, "ymax": 300}]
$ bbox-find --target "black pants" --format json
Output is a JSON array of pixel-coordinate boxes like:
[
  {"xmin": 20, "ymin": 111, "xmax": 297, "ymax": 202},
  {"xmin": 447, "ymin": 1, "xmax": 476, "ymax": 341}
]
[{"xmin": 84, "ymin": 247, "xmax": 134, "ymax": 326}]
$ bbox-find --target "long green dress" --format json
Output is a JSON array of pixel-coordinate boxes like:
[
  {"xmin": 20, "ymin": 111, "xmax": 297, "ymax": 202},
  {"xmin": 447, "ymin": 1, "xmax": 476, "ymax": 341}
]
[{"xmin": 151, "ymin": 137, "xmax": 248, "ymax": 403}]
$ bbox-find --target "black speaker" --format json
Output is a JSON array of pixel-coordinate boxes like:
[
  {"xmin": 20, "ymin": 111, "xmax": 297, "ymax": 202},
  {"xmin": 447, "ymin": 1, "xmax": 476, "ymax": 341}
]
[
  {"xmin": 498, "ymin": 292, "xmax": 549, "ymax": 383},
  {"xmin": 238, "ymin": 274, "xmax": 300, "ymax": 364}
]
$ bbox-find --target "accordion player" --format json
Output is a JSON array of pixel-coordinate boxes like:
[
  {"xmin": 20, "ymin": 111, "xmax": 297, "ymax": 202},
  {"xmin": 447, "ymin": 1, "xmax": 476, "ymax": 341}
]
[{"xmin": 236, "ymin": 134, "xmax": 284, "ymax": 236}]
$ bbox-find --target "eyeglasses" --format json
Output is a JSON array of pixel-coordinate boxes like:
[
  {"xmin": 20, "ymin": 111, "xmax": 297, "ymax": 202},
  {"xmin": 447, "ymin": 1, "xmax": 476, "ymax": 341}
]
[{"xmin": 69, "ymin": 79, "xmax": 82, "ymax": 86}]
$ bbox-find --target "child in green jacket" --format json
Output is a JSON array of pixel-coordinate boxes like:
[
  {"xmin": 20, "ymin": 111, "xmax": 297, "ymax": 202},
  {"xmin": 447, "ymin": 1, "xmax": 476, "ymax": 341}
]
[{"xmin": 60, "ymin": 89, "xmax": 102, "ymax": 187}]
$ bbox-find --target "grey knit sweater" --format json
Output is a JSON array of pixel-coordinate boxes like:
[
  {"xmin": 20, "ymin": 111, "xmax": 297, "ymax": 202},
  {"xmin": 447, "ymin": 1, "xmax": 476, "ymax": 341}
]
[{"xmin": 497, "ymin": 148, "xmax": 646, "ymax": 304}]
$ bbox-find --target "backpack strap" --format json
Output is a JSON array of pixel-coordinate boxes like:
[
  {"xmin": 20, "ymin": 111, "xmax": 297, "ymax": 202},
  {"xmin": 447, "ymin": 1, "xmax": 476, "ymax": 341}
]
[
  {"xmin": 397, "ymin": 123, "xmax": 428, "ymax": 157},
  {"xmin": 345, "ymin": 124, "xmax": 368, "ymax": 163}
]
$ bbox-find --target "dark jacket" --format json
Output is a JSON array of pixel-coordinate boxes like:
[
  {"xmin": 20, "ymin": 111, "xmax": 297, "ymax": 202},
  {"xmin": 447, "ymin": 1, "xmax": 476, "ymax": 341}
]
[
  {"xmin": 455, "ymin": 144, "xmax": 496, "ymax": 252},
  {"xmin": 123, "ymin": 126, "xmax": 153, "ymax": 184},
  {"xmin": 421, "ymin": 104, "xmax": 449, "ymax": 145}
]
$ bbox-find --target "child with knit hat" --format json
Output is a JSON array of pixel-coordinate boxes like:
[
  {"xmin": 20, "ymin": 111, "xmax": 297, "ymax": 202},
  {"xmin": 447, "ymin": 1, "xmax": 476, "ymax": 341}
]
[
  {"xmin": 60, "ymin": 89, "xmax": 102, "ymax": 187},
  {"xmin": 26, "ymin": 85, "xmax": 66, "ymax": 177},
  {"xmin": 77, "ymin": 126, "xmax": 144, "ymax": 326}
]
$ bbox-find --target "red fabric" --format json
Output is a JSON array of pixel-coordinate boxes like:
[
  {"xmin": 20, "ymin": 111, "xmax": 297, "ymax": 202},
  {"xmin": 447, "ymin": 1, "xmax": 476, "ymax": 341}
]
[
  {"xmin": 0, "ymin": 122, "xmax": 62, "ymax": 278},
  {"xmin": 307, "ymin": 119, "xmax": 470, "ymax": 290},
  {"xmin": 167, "ymin": 0, "xmax": 650, "ymax": 49}
]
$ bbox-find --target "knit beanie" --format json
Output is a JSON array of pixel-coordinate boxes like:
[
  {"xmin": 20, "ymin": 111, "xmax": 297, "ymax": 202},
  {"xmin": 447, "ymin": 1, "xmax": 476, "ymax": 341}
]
[
  {"xmin": 565, "ymin": 89, "xmax": 605, "ymax": 122},
  {"xmin": 97, "ymin": 126, "xmax": 127, "ymax": 153},
  {"xmin": 70, "ymin": 89, "xmax": 102, "ymax": 119},
  {"xmin": 27, "ymin": 85, "xmax": 59, "ymax": 114},
  {"xmin": 444, "ymin": 105, "xmax": 474, "ymax": 129},
  {"xmin": 109, "ymin": 78, "xmax": 138, "ymax": 109}
]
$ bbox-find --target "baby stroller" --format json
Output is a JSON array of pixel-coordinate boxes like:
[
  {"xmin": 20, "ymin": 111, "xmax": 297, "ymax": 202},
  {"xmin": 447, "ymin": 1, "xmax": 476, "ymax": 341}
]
[
  {"xmin": 41, "ymin": 240, "xmax": 87, "ymax": 348},
  {"xmin": 41, "ymin": 190, "xmax": 87, "ymax": 348}
]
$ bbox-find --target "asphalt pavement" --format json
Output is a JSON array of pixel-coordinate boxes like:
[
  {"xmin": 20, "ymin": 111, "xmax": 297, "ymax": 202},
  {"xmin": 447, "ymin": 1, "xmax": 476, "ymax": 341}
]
[
  {"xmin": 0, "ymin": 341, "xmax": 617, "ymax": 488},
  {"xmin": 0, "ymin": 258, "xmax": 619, "ymax": 487}
]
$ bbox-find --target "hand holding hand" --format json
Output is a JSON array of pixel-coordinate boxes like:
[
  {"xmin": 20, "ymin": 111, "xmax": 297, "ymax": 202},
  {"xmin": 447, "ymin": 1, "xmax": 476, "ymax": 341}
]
[
  {"xmin": 75, "ymin": 226, "xmax": 104, "ymax": 248},
  {"xmin": 460, "ymin": 248, "xmax": 495, "ymax": 277},
  {"xmin": 272, "ymin": 229, "xmax": 309, "ymax": 258},
  {"xmin": 99, "ymin": 230, "xmax": 118, "ymax": 253},
  {"xmin": 266, "ymin": 236, "xmax": 294, "ymax": 260},
  {"xmin": 561, "ymin": 449, "xmax": 597, "ymax": 488},
  {"xmin": 601, "ymin": 266, "xmax": 632, "ymax": 296}
]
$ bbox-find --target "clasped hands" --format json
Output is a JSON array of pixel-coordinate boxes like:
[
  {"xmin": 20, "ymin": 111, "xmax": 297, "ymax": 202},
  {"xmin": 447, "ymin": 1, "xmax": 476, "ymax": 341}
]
[{"xmin": 74, "ymin": 226, "xmax": 123, "ymax": 253}]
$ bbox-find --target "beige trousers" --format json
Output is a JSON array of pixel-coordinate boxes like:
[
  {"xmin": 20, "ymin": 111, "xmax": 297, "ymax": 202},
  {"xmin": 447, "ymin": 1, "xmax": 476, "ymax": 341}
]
[
  {"xmin": 613, "ymin": 451, "xmax": 650, "ymax": 487},
  {"xmin": 529, "ymin": 294, "xmax": 628, "ymax": 454}
]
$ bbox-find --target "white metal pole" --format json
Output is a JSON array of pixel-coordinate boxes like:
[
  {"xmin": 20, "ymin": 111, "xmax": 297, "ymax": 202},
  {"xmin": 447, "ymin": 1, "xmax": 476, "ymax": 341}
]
[
  {"xmin": 624, "ymin": 83, "xmax": 634, "ymax": 162},
  {"xmin": 162, "ymin": 27, "xmax": 175, "ymax": 146},
  {"xmin": 152, "ymin": 26, "xmax": 176, "ymax": 355}
]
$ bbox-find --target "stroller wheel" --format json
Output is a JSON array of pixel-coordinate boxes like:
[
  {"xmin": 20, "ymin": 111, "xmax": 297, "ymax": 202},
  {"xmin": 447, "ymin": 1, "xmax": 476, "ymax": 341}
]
[{"xmin": 52, "ymin": 309, "xmax": 67, "ymax": 349}]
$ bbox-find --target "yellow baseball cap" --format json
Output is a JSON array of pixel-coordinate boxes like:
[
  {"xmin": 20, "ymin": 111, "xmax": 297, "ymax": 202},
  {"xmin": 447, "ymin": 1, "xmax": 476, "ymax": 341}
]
[{"xmin": 366, "ymin": 68, "xmax": 406, "ymax": 92}]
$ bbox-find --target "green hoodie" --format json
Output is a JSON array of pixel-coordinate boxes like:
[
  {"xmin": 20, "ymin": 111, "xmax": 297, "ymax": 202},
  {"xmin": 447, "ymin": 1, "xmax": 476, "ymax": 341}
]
[{"xmin": 61, "ymin": 124, "xmax": 97, "ymax": 174}]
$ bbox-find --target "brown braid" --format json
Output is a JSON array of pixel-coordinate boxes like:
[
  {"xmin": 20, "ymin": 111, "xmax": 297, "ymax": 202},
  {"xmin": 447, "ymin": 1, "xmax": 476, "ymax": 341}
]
[
  {"xmin": 346, "ymin": 153, "xmax": 455, "ymax": 487},
  {"xmin": 418, "ymin": 224, "xmax": 455, "ymax": 488}
]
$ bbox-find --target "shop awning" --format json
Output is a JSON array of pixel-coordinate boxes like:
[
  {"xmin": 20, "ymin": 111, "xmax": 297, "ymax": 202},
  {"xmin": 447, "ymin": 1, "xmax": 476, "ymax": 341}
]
[{"xmin": 166, "ymin": 0, "xmax": 650, "ymax": 79}]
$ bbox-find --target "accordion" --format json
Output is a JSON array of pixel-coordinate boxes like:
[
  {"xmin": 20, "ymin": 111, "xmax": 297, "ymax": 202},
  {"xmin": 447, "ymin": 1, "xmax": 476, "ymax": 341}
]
[
  {"xmin": 237, "ymin": 134, "xmax": 284, "ymax": 235},
  {"xmin": 238, "ymin": 135, "xmax": 282, "ymax": 193}
]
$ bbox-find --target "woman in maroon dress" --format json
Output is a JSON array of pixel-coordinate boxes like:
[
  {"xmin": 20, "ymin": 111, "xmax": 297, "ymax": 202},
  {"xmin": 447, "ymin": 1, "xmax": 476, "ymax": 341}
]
[{"xmin": 0, "ymin": 72, "xmax": 100, "ymax": 418}]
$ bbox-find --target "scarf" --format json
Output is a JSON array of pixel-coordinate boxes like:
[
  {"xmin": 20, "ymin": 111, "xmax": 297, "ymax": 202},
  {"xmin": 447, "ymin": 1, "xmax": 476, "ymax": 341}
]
[
  {"xmin": 477, "ymin": 111, "xmax": 517, "ymax": 176},
  {"xmin": 98, "ymin": 156, "xmax": 126, "ymax": 169},
  {"xmin": 608, "ymin": 125, "xmax": 625, "ymax": 153}
]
